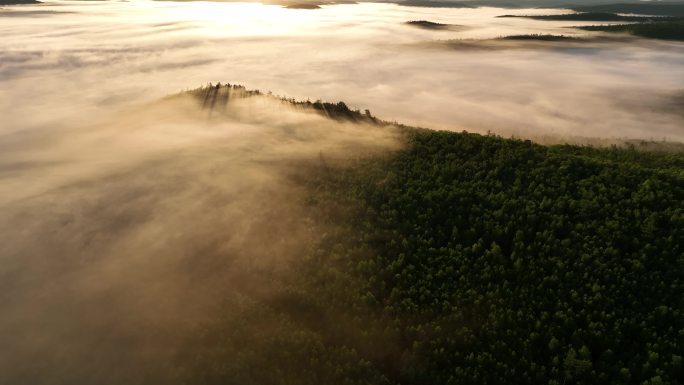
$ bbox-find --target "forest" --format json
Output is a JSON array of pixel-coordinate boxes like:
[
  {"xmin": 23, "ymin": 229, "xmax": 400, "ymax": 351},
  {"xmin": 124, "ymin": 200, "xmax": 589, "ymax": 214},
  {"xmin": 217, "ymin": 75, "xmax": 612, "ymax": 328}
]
[
  {"xmin": 501, "ymin": 34, "xmax": 575, "ymax": 41},
  {"xmin": 497, "ymin": 12, "xmax": 668, "ymax": 22},
  {"xmin": 579, "ymin": 20, "xmax": 684, "ymax": 41},
  {"xmin": 181, "ymin": 85, "xmax": 684, "ymax": 385},
  {"xmin": 406, "ymin": 20, "xmax": 454, "ymax": 30},
  {"xmin": 571, "ymin": 3, "xmax": 684, "ymax": 17},
  {"xmin": 0, "ymin": 0, "xmax": 40, "ymax": 4}
]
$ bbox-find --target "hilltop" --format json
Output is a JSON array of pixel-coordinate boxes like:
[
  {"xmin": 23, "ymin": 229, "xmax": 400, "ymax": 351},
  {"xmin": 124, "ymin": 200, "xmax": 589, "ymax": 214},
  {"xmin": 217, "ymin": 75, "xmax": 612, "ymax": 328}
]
[{"xmin": 177, "ymin": 84, "xmax": 684, "ymax": 385}]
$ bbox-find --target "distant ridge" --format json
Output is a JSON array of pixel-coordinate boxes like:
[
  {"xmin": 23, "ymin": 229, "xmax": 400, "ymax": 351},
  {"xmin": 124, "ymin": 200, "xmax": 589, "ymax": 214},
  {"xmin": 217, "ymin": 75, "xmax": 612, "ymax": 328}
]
[{"xmin": 0, "ymin": 0, "xmax": 41, "ymax": 4}]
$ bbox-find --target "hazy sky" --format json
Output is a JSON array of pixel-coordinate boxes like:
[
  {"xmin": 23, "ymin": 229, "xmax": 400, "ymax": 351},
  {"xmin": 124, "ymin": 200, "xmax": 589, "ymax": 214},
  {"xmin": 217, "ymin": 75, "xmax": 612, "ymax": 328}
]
[{"xmin": 1, "ymin": 0, "xmax": 683, "ymax": 141}]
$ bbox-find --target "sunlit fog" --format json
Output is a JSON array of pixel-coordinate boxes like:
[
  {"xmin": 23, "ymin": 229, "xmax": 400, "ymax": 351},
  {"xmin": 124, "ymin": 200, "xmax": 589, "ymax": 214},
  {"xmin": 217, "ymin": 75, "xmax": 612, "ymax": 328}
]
[{"xmin": 2, "ymin": 1, "xmax": 683, "ymax": 140}]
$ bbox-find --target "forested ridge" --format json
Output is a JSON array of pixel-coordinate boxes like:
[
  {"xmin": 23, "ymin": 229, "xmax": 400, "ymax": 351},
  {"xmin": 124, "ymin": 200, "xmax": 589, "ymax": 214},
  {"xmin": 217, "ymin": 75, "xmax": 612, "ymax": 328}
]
[
  {"xmin": 579, "ymin": 20, "xmax": 684, "ymax": 41},
  {"xmin": 497, "ymin": 12, "xmax": 672, "ymax": 22},
  {"xmin": 183, "ymin": 93, "xmax": 684, "ymax": 385}
]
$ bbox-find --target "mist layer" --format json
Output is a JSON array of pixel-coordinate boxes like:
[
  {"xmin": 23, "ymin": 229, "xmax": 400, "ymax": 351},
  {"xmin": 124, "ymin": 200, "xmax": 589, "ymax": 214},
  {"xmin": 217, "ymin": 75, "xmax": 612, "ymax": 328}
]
[{"xmin": 1, "ymin": 1, "xmax": 683, "ymax": 141}]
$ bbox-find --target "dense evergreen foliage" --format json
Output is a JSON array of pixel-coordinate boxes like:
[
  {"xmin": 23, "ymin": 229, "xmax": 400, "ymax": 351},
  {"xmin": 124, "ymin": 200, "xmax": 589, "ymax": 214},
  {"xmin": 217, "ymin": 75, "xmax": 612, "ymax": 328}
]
[
  {"xmin": 185, "ymin": 98, "xmax": 684, "ymax": 384},
  {"xmin": 302, "ymin": 130, "xmax": 683, "ymax": 385}
]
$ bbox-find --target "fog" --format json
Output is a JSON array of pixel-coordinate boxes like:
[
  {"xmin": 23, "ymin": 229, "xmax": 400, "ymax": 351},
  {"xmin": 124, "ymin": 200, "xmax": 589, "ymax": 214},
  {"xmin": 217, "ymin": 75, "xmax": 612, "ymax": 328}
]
[
  {"xmin": 0, "ymin": 89, "xmax": 399, "ymax": 384},
  {"xmin": 2, "ymin": 1, "xmax": 683, "ymax": 141},
  {"xmin": 1, "ymin": 1, "xmax": 683, "ymax": 383}
]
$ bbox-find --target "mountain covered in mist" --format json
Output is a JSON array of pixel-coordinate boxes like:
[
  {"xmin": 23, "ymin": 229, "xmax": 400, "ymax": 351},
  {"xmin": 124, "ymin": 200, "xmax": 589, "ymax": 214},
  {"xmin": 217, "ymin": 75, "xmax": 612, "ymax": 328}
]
[
  {"xmin": 180, "ymin": 85, "xmax": 684, "ymax": 385},
  {"xmin": 1, "ymin": 84, "xmax": 682, "ymax": 385},
  {"xmin": 2, "ymin": 0, "xmax": 684, "ymax": 382}
]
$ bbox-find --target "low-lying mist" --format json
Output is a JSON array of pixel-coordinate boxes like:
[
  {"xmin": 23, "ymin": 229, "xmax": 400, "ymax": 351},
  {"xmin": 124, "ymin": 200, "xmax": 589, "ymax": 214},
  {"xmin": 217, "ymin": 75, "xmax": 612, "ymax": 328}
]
[
  {"xmin": 0, "ymin": 88, "xmax": 399, "ymax": 384},
  {"xmin": 1, "ymin": 1, "xmax": 683, "ymax": 142}
]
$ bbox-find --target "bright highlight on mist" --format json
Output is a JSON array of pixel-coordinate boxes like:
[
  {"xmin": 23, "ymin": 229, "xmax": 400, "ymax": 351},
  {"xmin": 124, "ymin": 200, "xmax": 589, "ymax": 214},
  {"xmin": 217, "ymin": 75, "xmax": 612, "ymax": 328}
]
[{"xmin": 2, "ymin": 0, "xmax": 683, "ymax": 141}]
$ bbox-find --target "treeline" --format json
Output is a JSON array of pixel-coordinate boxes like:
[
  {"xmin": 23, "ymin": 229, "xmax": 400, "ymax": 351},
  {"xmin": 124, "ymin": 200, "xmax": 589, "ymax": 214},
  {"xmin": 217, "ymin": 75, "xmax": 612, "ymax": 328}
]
[
  {"xmin": 572, "ymin": 3, "xmax": 684, "ymax": 17},
  {"xmin": 405, "ymin": 20, "xmax": 452, "ymax": 30},
  {"xmin": 498, "ymin": 12, "xmax": 669, "ymax": 22},
  {"xmin": 187, "ymin": 83, "xmax": 379, "ymax": 123},
  {"xmin": 0, "ymin": 0, "xmax": 40, "ymax": 4},
  {"xmin": 501, "ymin": 34, "xmax": 575, "ymax": 41},
  {"xmin": 579, "ymin": 20, "xmax": 684, "ymax": 41},
  {"xmin": 183, "ymin": 107, "xmax": 684, "ymax": 384}
]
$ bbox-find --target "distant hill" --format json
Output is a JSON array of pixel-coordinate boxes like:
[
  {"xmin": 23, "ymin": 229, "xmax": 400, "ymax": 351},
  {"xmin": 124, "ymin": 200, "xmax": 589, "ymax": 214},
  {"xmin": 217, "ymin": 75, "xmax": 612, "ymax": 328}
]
[
  {"xmin": 405, "ymin": 20, "xmax": 468, "ymax": 30},
  {"xmin": 394, "ymin": 0, "xmax": 684, "ymax": 11},
  {"xmin": 501, "ymin": 33, "xmax": 576, "ymax": 40},
  {"xmin": 572, "ymin": 3, "xmax": 684, "ymax": 17},
  {"xmin": 0, "ymin": 0, "xmax": 40, "ymax": 4},
  {"xmin": 580, "ymin": 19, "xmax": 684, "ymax": 41},
  {"xmin": 284, "ymin": 2, "xmax": 321, "ymax": 8},
  {"xmin": 397, "ymin": 0, "xmax": 474, "ymax": 8},
  {"xmin": 498, "ymin": 12, "xmax": 673, "ymax": 22},
  {"xmin": 406, "ymin": 20, "xmax": 452, "ymax": 29}
]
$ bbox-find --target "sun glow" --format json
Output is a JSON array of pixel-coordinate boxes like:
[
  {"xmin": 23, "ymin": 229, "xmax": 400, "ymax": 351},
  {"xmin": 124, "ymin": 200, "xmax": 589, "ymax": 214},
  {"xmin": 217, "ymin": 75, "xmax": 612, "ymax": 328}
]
[{"xmin": 161, "ymin": 1, "xmax": 322, "ymax": 35}]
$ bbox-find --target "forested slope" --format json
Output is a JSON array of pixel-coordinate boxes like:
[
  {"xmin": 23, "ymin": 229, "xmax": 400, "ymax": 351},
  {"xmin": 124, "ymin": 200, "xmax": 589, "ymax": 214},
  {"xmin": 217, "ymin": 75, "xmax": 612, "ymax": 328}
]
[
  {"xmin": 580, "ymin": 20, "xmax": 684, "ymax": 41},
  {"xmin": 184, "ymin": 102, "xmax": 683, "ymax": 385}
]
